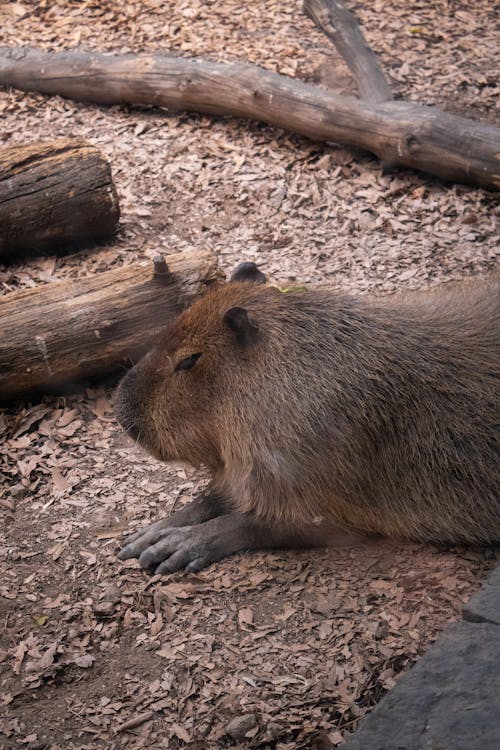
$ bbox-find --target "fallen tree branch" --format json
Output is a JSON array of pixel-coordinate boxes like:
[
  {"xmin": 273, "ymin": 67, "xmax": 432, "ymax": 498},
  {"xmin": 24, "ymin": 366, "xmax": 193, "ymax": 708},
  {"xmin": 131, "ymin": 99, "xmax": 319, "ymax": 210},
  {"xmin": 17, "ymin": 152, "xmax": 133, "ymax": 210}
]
[
  {"xmin": 0, "ymin": 47, "xmax": 498, "ymax": 190},
  {"xmin": 0, "ymin": 250, "xmax": 223, "ymax": 402},
  {"xmin": 303, "ymin": 0, "xmax": 392, "ymax": 102},
  {"xmin": 0, "ymin": 139, "xmax": 119, "ymax": 259}
]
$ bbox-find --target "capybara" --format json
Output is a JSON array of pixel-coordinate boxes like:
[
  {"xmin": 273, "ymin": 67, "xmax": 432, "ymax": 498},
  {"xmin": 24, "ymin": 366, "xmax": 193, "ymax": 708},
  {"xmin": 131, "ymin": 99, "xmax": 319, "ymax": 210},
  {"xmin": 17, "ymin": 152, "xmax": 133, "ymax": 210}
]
[{"xmin": 115, "ymin": 263, "xmax": 499, "ymax": 574}]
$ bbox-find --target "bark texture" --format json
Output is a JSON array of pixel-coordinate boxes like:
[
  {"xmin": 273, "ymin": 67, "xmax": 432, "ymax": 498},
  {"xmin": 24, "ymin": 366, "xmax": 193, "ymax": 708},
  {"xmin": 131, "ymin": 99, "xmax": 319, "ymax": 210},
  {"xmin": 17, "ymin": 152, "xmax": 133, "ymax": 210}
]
[
  {"xmin": 0, "ymin": 250, "xmax": 223, "ymax": 401},
  {"xmin": 0, "ymin": 47, "xmax": 498, "ymax": 190},
  {"xmin": 0, "ymin": 139, "xmax": 120, "ymax": 259}
]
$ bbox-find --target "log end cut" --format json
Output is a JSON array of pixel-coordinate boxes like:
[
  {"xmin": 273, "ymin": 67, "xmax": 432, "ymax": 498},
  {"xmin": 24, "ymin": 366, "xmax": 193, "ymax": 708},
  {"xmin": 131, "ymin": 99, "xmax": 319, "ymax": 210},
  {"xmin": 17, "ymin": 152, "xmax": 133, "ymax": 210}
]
[{"xmin": 0, "ymin": 139, "xmax": 120, "ymax": 259}]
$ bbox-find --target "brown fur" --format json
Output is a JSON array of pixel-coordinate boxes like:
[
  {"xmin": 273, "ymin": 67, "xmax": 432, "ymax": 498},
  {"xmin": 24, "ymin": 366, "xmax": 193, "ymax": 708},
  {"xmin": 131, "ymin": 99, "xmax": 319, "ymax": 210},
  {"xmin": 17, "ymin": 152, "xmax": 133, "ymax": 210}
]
[{"xmin": 115, "ymin": 274, "xmax": 500, "ymax": 546}]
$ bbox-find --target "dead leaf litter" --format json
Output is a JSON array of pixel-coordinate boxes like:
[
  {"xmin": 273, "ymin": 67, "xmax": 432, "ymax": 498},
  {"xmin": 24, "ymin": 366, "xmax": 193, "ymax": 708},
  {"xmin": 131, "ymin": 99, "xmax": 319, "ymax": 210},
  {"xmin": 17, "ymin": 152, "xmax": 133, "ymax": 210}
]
[{"xmin": 0, "ymin": 0, "xmax": 498, "ymax": 748}]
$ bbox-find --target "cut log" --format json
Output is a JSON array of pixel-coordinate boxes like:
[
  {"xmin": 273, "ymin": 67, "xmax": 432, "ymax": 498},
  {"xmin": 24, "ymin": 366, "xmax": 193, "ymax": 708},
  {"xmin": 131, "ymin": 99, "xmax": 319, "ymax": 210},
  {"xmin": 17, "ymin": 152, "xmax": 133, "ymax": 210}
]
[
  {"xmin": 0, "ymin": 250, "xmax": 223, "ymax": 401},
  {"xmin": 0, "ymin": 47, "xmax": 499, "ymax": 190},
  {"xmin": 0, "ymin": 139, "xmax": 120, "ymax": 259}
]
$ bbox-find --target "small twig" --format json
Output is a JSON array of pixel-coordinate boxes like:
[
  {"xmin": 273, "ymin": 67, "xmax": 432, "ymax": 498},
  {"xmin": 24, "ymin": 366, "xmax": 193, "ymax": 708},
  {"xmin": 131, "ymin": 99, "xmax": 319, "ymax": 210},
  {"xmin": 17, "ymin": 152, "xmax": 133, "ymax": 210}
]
[
  {"xmin": 115, "ymin": 710, "xmax": 156, "ymax": 733},
  {"xmin": 304, "ymin": 0, "xmax": 392, "ymax": 103}
]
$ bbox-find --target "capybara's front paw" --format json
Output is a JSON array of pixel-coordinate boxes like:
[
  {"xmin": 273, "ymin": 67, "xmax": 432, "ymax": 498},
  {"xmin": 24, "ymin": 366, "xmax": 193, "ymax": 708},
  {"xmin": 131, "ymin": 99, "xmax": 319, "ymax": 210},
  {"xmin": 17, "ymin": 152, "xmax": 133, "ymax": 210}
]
[{"xmin": 118, "ymin": 524, "xmax": 214, "ymax": 574}]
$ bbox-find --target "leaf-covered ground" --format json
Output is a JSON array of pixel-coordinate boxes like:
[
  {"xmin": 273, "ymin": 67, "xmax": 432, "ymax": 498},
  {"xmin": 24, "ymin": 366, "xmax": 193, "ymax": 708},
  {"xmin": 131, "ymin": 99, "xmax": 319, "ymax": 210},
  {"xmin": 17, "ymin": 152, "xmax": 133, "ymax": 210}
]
[{"xmin": 0, "ymin": 1, "xmax": 498, "ymax": 748}]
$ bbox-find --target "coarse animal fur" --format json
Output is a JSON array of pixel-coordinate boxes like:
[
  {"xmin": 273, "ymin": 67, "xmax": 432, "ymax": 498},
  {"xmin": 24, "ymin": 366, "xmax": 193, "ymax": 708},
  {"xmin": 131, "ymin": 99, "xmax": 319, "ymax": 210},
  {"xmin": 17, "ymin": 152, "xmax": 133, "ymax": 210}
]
[{"xmin": 115, "ymin": 267, "xmax": 499, "ymax": 572}]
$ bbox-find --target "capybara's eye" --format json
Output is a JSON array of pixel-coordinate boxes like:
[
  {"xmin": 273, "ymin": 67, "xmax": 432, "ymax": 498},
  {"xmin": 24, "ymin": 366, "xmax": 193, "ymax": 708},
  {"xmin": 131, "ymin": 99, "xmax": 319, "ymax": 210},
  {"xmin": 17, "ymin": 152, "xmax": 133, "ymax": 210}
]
[{"xmin": 174, "ymin": 353, "xmax": 202, "ymax": 373}]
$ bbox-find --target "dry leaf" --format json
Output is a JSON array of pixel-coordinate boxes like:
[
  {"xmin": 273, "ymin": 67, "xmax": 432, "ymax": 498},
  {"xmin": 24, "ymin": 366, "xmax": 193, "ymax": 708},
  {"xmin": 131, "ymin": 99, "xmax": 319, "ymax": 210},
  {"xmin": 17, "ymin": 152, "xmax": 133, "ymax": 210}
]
[
  {"xmin": 73, "ymin": 654, "xmax": 95, "ymax": 669},
  {"xmin": 238, "ymin": 607, "xmax": 254, "ymax": 628},
  {"xmin": 172, "ymin": 724, "xmax": 191, "ymax": 743}
]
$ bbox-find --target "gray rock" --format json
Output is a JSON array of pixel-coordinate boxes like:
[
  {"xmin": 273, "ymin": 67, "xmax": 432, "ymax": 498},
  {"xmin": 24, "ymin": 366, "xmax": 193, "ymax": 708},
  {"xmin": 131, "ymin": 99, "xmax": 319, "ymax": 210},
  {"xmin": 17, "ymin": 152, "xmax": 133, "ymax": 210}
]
[
  {"xmin": 267, "ymin": 721, "xmax": 284, "ymax": 738},
  {"xmin": 343, "ymin": 621, "xmax": 500, "ymax": 750},
  {"xmin": 463, "ymin": 564, "xmax": 500, "ymax": 626},
  {"xmin": 92, "ymin": 600, "xmax": 114, "ymax": 617},
  {"xmin": 225, "ymin": 713, "xmax": 258, "ymax": 740},
  {"xmin": 102, "ymin": 583, "xmax": 122, "ymax": 604}
]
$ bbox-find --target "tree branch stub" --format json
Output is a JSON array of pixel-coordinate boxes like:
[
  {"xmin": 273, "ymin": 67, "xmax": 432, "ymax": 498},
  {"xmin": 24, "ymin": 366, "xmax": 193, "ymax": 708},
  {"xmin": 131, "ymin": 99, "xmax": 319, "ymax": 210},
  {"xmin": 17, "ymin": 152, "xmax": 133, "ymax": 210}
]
[
  {"xmin": 303, "ymin": 0, "xmax": 392, "ymax": 103},
  {"xmin": 153, "ymin": 254, "xmax": 174, "ymax": 284}
]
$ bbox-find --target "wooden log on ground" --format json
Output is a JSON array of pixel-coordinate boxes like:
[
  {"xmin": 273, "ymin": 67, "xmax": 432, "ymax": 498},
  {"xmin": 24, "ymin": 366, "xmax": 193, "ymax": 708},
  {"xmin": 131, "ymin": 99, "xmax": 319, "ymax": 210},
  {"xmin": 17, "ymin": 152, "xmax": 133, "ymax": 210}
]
[
  {"xmin": 0, "ymin": 250, "xmax": 223, "ymax": 401},
  {"xmin": 0, "ymin": 47, "xmax": 499, "ymax": 190},
  {"xmin": 0, "ymin": 139, "xmax": 120, "ymax": 259}
]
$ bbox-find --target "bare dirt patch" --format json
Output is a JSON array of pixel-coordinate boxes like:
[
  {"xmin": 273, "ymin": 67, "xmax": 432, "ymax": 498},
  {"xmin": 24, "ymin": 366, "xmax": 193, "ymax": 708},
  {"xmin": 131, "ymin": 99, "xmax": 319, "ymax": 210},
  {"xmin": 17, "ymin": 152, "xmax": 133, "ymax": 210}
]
[{"xmin": 0, "ymin": 1, "xmax": 498, "ymax": 748}]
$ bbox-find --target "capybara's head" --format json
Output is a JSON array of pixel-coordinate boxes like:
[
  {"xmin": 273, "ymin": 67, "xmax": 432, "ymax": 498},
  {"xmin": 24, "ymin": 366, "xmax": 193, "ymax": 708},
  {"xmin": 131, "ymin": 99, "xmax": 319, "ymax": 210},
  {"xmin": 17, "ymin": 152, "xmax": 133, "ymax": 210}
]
[{"xmin": 114, "ymin": 262, "xmax": 270, "ymax": 468}]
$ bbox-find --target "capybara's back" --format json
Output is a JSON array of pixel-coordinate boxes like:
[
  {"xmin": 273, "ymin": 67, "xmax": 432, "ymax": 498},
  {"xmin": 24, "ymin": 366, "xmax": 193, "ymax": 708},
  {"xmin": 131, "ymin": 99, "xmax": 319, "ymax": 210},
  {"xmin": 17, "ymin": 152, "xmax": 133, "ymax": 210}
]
[
  {"xmin": 116, "ymin": 272, "xmax": 500, "ymax": 547},
  {"xmin": 289, "ymin": 276, "xmax": 500, "ymax": 543}
]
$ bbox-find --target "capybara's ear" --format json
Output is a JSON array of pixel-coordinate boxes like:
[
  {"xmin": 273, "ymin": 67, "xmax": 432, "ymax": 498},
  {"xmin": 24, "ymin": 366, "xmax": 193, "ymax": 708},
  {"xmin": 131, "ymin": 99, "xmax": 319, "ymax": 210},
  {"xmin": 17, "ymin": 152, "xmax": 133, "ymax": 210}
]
[
  {"xmin": 223, "ymin": 307, "xmax": 259, "ymax": 346},
  {"xmin": 230, "ymin": 262, "xmax": 266, "ymax": 285}
]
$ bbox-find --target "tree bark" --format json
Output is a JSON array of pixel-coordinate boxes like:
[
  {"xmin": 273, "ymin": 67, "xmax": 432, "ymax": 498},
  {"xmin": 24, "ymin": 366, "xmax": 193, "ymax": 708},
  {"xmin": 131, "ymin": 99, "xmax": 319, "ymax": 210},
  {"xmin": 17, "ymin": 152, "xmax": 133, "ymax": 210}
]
[
  {"xmin": 0, "ymin": 139, "xmax": 120, "ymax": 260},
  {"xmin": 0, "ymin": 47, "xmax": 498, "ymax": 190},
  {"xmin": 0, "ymin": 250, "xmax": 223, "ymax": 402}
]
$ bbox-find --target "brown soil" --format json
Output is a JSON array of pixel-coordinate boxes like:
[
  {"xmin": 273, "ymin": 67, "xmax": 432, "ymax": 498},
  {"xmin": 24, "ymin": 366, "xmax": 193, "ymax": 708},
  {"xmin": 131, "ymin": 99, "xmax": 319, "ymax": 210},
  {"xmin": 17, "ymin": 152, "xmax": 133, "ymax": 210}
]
[{"xmin": 0, "ymin": 1, "xmax": 498, "ymax": 749}]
